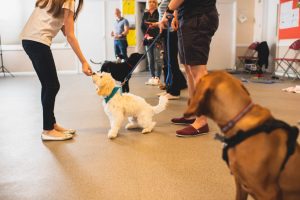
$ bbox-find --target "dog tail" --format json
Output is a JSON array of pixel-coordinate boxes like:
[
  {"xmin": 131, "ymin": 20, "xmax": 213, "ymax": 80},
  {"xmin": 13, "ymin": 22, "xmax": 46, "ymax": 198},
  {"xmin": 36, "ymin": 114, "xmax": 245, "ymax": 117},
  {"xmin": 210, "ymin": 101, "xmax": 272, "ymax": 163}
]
[{"xmin": 152, "ymin": 96, "xmax": 168, "ymax": 114}]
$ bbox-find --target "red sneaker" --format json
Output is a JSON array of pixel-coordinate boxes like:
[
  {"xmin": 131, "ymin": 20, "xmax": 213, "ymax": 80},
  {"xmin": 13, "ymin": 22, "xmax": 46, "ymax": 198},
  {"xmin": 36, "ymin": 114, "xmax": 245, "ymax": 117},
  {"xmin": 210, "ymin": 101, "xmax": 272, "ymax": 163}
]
[
  {"xmin": 171, "ymin": 117, "xmax": 196, "ymax": 125},
  {"xmin": 176, "ymin": 124, "xmax": 209, "ymax": 137}
]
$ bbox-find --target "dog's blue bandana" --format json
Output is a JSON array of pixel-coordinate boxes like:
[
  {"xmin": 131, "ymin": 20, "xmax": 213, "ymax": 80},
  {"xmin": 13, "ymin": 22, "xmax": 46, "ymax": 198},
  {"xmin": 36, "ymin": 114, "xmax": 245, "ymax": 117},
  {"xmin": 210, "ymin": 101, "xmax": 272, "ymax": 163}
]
[{"xmin": 104, "ymin": 87, "xmax": 121, "ymax": 103}]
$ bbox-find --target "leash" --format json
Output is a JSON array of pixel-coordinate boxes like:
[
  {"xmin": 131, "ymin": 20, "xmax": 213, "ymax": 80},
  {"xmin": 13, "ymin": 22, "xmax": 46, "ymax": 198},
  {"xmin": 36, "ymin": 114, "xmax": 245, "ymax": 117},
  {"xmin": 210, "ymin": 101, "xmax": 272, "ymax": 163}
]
[
  {"xmin": 121, "ymin": 33, "xmax": 161, "ymax": 86},
  {"xmin": 165, "ymin": 13, "xmax": 174, "ymax": 88}
]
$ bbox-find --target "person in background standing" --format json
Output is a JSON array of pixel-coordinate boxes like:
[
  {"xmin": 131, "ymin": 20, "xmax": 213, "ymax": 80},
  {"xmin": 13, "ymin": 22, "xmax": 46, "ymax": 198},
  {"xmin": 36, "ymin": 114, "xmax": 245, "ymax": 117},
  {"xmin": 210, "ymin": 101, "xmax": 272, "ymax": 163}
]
[
  {"xmin": 157, "ymin": 0, "xmax": 187, "ymax": 100},
  {"xmin": 21, "ymin": 0, "xmax": 92, "ymax": 141},
  {"xmin": 141, "ymin": 0, "xmax": 162, "ymax": 86},
  {"xmin": 111, "ymin": 8, "xmax": 129, "ymax": 61}
]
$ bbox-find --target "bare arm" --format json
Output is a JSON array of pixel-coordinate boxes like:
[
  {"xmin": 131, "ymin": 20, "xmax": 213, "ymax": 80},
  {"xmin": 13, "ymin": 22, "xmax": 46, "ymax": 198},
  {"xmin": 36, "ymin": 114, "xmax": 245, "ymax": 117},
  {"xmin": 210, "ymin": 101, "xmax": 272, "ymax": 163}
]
[
  {"xmin": 168, "ymin": 0, "xmax": 184, "ymax": 11},
  {"xmin": 122, "ymin": 25, "xmax": 129, "ymax": 36},
  {"xmin": 63, "ymin": 9, "xmax": 92, "ymax": 76},
  {"xmin": 61, "ymin": 25, "xmax": 66, "ymax": 36}
]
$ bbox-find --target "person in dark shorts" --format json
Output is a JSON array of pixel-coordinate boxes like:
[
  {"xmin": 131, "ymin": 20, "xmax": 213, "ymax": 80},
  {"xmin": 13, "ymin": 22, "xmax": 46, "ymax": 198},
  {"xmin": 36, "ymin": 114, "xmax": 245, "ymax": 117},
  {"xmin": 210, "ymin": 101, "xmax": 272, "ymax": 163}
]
[{"xmin": 160, "ymin": 0, "xmax": 219, "ymax": 137}]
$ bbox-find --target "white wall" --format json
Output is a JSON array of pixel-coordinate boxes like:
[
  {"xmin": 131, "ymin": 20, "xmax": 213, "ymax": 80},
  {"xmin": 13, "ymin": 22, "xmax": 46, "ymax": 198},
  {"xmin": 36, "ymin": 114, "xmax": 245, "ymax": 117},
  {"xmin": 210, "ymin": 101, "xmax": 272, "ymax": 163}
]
[
  {"xmin": 76, "ymin": 0, "xmax": 106, "ymax": 72},
  {"xmin": 261, "ymin": 0, "xmax": 279, "ymax": 71},
  {"xmin": 0, "ymin": 0, "xmax": 122, "ymax": 74},
  {"xmin": 208, "ymin": 0, "xmax": 236, "ymax": 70},
  {"xmin": 0, "ymin": 0, "xmax": 65, "ymax": 45}
]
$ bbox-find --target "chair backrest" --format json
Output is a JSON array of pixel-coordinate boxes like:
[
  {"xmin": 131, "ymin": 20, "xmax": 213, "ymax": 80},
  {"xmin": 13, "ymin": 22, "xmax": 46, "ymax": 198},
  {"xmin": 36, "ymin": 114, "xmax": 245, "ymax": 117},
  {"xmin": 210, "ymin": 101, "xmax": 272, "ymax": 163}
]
[
  {"xmin": 289, "ymin": 39, "xmax": 300, "ymax": 50},
  {"xmin": 248, "ymin": 42, "xmax": 259, "ymax": 50},
  {"xmin": 244, "ymin": 42, "xmax": 260, "ymax": 57}
]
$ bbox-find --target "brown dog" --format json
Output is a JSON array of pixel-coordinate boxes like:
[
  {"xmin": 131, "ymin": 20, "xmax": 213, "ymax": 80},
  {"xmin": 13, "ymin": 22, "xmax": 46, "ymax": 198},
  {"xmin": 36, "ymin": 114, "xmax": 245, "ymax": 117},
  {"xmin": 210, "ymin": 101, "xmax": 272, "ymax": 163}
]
[{"xmin": 184, "ymin": 71, "xmax": 300, "ymax": 200}]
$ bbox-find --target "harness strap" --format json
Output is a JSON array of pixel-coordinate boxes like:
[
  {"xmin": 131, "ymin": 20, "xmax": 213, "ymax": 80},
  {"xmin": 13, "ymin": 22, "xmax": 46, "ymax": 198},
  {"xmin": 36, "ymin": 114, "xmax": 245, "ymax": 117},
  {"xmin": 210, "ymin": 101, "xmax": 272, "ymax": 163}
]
[{"xmin": 218, "ymin": 118, "xmax": 299, "ymax": 171}]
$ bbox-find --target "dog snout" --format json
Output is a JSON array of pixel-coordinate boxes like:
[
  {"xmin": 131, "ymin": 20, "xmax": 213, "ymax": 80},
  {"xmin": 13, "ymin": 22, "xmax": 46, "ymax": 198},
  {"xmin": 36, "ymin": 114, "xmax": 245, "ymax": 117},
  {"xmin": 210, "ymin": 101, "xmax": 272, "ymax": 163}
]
[{"xmin": 92, "ymin": 74, "xmax": 98, "ymax": 83}]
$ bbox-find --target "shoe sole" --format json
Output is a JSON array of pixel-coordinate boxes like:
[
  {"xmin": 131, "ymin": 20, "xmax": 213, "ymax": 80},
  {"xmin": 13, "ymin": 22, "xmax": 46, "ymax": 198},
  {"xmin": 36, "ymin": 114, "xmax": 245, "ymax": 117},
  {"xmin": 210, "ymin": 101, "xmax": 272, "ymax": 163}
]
[
  {"xmin": 171, "ymin": 122, "xmax": 194, "ymax": 125},
  {"xmin": 176, "ymin": 132, "xmax": 209, "ymax": 138},
  {"xmin": 41, "ymin": 134, "xmax": 73, "ymax": 141}
]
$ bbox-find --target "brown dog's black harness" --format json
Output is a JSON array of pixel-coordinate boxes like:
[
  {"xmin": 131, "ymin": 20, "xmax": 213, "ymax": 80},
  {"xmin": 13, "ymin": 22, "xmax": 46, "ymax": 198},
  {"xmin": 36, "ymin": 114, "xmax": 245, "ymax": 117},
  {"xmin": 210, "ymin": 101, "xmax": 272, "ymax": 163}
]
[{"xmin": 215, "ymin": 118, "xmax": 299, "ymax": 171}]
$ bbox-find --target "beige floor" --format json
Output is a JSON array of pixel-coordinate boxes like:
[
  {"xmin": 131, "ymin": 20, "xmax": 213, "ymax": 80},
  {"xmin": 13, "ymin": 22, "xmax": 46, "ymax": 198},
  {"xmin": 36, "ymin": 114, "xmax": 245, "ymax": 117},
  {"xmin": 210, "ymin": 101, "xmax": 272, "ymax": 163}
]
[{"xmin": 0, "ymin": 72, "xmax": 299, "ymax": 200}]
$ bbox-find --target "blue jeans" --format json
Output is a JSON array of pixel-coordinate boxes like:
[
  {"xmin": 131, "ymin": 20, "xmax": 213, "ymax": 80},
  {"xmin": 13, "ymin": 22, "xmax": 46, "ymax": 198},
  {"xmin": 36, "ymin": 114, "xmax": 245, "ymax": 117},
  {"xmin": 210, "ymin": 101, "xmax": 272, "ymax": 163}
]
[
  {"xmin": 114, "ymin": 40, "xmax": 128, "ymax": 59},
  {"xmin": 145, "ymin": 45, "xmax": 162, "ymax": 78}
]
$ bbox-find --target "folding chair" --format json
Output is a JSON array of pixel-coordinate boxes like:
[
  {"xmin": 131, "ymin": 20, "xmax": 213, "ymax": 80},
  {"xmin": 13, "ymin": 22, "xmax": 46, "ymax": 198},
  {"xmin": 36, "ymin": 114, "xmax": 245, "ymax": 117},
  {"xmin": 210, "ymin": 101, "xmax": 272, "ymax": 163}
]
[
  {"xmin": 273, "ymin": 39, "xmax": 300, "ymax": 80},
  {"xmin": 237, "ymin": 42, "xmax": 259, "ymax": 72}
]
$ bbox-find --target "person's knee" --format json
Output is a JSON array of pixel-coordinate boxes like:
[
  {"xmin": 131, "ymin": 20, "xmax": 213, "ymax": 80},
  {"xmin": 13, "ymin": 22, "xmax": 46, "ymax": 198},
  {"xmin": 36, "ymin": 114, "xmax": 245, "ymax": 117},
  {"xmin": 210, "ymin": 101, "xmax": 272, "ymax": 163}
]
[{"xmin": 44, "ymin": 82, "xmax": 60, "ymax": 93}]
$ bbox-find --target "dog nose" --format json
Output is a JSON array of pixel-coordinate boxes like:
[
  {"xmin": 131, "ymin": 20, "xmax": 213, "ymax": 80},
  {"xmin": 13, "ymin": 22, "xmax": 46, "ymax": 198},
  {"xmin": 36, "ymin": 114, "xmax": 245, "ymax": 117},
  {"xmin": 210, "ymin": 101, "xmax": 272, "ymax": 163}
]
[{"xmin": 92, "ymin": 72, "xmax": 96, "ymax": 75}]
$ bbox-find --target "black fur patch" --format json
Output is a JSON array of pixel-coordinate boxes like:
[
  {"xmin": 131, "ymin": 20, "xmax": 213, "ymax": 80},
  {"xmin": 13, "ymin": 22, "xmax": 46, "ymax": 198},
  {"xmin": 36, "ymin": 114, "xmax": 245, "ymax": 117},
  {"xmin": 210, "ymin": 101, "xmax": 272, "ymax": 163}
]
[{"xmin": 100, "ymin": 53, "xmax": 144, "ymax": 93}]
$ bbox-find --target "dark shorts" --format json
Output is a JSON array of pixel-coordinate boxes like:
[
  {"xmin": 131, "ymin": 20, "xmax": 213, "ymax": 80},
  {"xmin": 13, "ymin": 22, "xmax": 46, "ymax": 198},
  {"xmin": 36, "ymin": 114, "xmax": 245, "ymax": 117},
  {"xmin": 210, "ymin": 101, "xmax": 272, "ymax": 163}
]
[{"xmin": 178, "ymin": 9, "xmax": 219, "ymax": 66}]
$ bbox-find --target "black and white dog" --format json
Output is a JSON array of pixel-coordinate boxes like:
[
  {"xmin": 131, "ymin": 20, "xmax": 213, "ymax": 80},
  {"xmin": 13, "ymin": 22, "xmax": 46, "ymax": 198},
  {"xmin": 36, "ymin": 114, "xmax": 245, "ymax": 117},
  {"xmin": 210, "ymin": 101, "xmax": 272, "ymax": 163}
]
[{"xmin": 99, "ymin": 53, "xmax": 144, "ymax": 93}]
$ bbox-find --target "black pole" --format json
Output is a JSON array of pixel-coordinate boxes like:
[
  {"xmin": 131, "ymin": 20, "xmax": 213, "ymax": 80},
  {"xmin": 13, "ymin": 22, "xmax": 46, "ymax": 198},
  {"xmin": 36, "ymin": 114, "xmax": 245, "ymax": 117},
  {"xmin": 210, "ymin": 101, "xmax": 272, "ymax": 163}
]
[{"xmin": 0, "ymin": 34, "xmax": 14, "ymax": 77}]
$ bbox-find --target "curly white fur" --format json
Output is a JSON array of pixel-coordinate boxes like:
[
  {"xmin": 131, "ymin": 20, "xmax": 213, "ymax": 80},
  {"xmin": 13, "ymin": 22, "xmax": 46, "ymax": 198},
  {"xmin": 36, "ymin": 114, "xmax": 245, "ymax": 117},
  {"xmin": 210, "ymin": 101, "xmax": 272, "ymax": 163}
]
[{"xmin": 92, "ymin": 72, "xmax": 168, "ymax": 139}]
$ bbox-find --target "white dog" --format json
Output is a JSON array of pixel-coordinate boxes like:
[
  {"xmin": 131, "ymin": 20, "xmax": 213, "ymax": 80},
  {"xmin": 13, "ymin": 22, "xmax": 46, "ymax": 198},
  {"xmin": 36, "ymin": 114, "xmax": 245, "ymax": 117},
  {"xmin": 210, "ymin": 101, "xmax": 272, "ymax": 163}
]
[{"xmin": 92, "ymin": 72, "xmax": 168, "ymax": 139}]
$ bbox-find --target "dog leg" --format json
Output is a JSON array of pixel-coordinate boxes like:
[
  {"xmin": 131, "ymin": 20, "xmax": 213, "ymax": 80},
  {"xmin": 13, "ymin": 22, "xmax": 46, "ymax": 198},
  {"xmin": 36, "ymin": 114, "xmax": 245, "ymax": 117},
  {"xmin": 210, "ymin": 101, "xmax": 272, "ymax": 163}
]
[
  {"xmin": 125, "ymin": 117, "xmax": 139, "ymax": 129},
  {"xmin": 136, "ymin": 112, "xmax": 156, "ymax": 134},
  {"xmin": 107, "ymin": 114, "xmax": 124, "ymax": 139},
  {"xmin": 141, "ymin": 122, "xmax": 156, "ymax": 134},
  {"xmin": 235, "ymin": 178, "xmax": 248, "ymax": 200},
  {"xmin": 122, "ymin": 81, "xmax": 129, "ymax": 93}
]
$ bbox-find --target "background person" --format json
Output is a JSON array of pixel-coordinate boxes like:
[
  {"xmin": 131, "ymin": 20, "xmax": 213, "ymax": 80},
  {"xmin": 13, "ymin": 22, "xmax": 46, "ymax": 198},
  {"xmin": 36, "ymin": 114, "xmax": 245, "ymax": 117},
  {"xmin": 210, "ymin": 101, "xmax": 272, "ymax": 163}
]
[
  {"xmin": 141, "ymin": 0, "xmax": 162, "ymax": 86},
  {"xmin": 111, "ymin": 8, "xmax": 129, "ymax": 61},
  {"xmin": 157, "ymin": 0, "xmax": 187, "ymax": 100},
  {"xmin": 160, "ymin": 0, "xmax": 219, "ymax": 137},
  {"xmin": 21, "ymin": 0, "xmax": 92, "ymax": 141}
]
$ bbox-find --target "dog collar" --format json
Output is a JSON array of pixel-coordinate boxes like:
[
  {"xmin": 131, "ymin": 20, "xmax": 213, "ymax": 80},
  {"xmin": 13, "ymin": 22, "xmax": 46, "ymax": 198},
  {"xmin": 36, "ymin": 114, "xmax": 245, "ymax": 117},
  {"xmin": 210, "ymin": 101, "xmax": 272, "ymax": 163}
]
[
  {"xmin": 219, "ymin": 101, "xmax": 254, "ymax": 133},
  {"xmin": 104, "ymin": 87, "xmax": 121, "ymax": 104}
]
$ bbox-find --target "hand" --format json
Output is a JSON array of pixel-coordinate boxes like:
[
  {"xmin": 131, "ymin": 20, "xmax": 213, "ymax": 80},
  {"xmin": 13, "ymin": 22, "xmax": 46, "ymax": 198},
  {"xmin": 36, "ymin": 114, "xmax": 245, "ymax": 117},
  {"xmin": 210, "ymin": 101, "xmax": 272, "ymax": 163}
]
[
  {"xmin": 111, "ymin": 31, "xmax": 114, "ymax": 37},
  {"xmin": 82, "ymin": 62, "xmax": 92, "ymax": 76},
  {"xmin": 171, "ymin": 16, "xmax": 178, "ymax": 31},
  {"xmin": 159, "ymin": 17, "xmax": 168, "ymax": 32},
  {"xmin": 114, "ymin": 34, "xmax": 122, "ymax": 39}
]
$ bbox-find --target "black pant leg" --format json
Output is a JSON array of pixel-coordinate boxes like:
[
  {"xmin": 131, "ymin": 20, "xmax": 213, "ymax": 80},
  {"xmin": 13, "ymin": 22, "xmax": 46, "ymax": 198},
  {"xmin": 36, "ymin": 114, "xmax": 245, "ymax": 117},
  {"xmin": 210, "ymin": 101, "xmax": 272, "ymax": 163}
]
[
  {"xmin": 165, "ymin": 31, "xmax": 187, "ymax": 96},
  {"xmin": 22, "ymin": 40, "xmax": 60, "ymax": 130}
]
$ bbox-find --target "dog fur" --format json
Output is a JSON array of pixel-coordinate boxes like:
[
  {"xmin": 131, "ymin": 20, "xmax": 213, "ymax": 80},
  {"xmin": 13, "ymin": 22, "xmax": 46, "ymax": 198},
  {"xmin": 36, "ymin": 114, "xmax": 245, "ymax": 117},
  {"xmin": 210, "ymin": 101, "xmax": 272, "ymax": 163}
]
[
  {"xmin": 92, "ymin": 72, "xmax": 168, "ymax": 139},
  {"xmin": 184, "ymin": 71, "xmax": 300, "ymax": 200},
  {"xmin": 100, "ymin": 53, "xmax": 144, "ymax": 93}
]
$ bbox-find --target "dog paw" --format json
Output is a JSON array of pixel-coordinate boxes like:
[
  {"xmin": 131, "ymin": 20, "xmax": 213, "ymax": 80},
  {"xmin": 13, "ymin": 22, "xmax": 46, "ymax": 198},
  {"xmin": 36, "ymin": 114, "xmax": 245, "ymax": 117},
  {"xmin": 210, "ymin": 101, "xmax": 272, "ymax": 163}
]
[
  {"xmin": 125, "ymin": 123, "xmax": 139, "ymax": 129},
  {"xmin": 108, "ymin": 132, "xmax": 118, "ymax": 139},
  {"xmin": 141, "ymin": 128, "xmax": 152, "ymax": 134}
]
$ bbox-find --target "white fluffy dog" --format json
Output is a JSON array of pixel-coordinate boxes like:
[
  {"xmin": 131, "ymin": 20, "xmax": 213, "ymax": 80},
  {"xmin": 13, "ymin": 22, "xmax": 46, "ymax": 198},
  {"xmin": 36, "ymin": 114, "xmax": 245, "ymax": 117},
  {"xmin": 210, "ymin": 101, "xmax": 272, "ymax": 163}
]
[{"xmin": 92, "ymin": 72, "xmax": 168, "ymax": 139}]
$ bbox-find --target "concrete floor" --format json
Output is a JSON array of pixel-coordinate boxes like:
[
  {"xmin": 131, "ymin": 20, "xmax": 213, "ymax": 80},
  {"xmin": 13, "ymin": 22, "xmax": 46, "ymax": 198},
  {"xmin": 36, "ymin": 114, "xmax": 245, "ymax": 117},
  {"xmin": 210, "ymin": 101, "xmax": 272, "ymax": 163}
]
[{"xmin": 0, "ymin": 72, "xmax": 299, "ymax": 200}]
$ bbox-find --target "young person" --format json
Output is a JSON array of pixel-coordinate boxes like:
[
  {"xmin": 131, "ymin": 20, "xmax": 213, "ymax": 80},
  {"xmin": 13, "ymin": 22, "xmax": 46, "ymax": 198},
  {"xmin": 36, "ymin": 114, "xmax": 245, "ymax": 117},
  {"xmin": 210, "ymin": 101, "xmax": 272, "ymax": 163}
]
[
  {"xmin": 21, "ymin": 0, "xmax": 92, "ymax": 141},
  {"xmin": 160, "ymin": 0, "xmax": 219, "ymax": 137}
]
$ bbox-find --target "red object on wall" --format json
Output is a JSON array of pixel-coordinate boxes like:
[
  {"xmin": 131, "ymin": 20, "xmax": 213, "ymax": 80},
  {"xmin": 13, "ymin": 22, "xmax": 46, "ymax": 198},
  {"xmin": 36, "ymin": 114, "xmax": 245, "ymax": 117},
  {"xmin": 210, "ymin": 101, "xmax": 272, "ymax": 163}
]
[{"xmin": 278, "ymin": 0, "xmax": 300, "ymax": 40}]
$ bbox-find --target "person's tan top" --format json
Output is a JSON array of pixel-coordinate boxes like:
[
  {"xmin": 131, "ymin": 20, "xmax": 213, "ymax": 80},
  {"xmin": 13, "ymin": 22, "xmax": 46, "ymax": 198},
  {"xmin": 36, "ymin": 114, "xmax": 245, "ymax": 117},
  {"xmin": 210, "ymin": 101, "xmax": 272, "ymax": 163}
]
[{"xmin": 20, "ymin": 0, "xmax": 75, "ymax": 46}]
